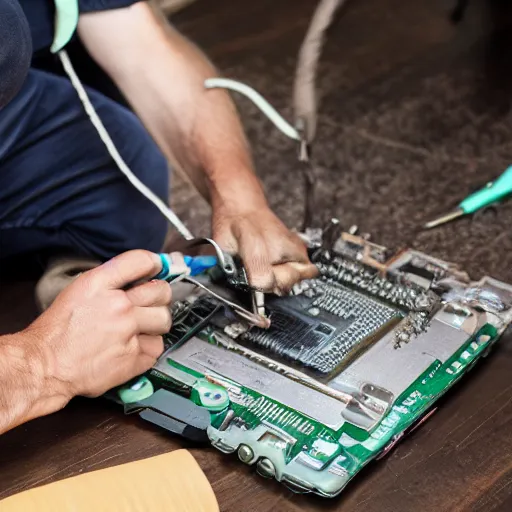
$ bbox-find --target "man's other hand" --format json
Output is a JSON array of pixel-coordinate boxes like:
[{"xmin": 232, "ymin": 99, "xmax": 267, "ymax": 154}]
[
  {"xmin": 26, "ymin": 250, "xmax": 171, "ymax": 400},
  {"xmin": 213, "ymin": 201, "xmax": 319, "ymax": 295}
]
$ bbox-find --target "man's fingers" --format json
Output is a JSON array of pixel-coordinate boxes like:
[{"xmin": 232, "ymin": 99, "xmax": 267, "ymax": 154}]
[
  {"xmin": 88, "ymin": 250, "xmax": 163, "ymax": 290},
  {"xmin": 239, "ymin": 229, "xmax": 276, "ymax": 292},
  {"xmin": 272, "ymin": 263, "xmax": 301, "ymax": 295},
  {"xmin": 271, "ymin": 233, "xmax": 312, "ymax": 266},
  {"xmin": 126, "ymin": 280, "xmax": 172, "ymax": 307},
  {"xmin": 130, "ymin": 351, "xmax": 162, "ymax": 379},
  {"xmin": 100, "ymin": 336, "xmax": 164, "ymax": 392},
  {"xmin": 286, "ymin": 232, "xmax": 312, "ymax": 263},
  {"xmin": 273, "ymin": 262, "xmax": 319, "ymax": 295},
  {"xmin": 270, "ymin": 232, "xmax": 318, "ymax": 287},
  {"xmin": 292, "ymin": 261, "xmax": 320, "ymax": 281},
  {"xmin": 138, "ymin": 334, "xmax": 165, "ymax": 361},
  {"xmin": 134, "ymin": 306, "xmax": 172, "ymax": 335}
]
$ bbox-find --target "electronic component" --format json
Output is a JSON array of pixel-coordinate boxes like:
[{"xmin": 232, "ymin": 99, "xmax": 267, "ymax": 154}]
[
  {"xmin": 112, "ymin": 224, "xmax": 512, "ymax": 498},
  {"xmin": 241, "ymin": 280, "xmax": 401, "ymax": 376}
]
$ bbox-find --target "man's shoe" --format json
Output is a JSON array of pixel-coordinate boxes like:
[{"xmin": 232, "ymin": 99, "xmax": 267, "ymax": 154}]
[{"xmin": 35, "ymin": 256, "xmax": 101, "ymax": 312}]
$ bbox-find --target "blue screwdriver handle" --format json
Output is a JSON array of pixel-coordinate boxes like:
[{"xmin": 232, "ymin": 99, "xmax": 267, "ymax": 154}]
[
  {"xmin": 154, "ymin": 253, "xmax": 218, "ymax": 280},
  {"xmin": 460, "ymin": 165, "xmax": 512, "ymax": 214}
]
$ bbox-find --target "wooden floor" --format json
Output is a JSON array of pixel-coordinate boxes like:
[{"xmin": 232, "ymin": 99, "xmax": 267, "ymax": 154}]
[{"xmin": 2, "ymin": 0, "xmax": 512, "ymax": 510}]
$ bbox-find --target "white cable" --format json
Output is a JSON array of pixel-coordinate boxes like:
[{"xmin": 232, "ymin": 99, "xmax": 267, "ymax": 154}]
[
  {"xmin": 294, "ymin": 0, "xmax": 348, "ymax": 143},
  {"xmin": 58, "ymin": 50, "xmax": 194, "ymax": 241},
  {"xmin": 204, "ymin": 78, "xmax": 300, "ymax": 141}
]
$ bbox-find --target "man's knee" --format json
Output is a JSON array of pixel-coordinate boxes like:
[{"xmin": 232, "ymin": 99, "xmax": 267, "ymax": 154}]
[
  {"xmin": 66, "ymin": 122, "xmax": 171, "ymax": 260},
  {"xmin": 114, "ymin": 165, "xmax": 170, "ymax": 256},
  {"xmin": 0, "ymin": 70, "xmax": 173, "ymax": 261}
]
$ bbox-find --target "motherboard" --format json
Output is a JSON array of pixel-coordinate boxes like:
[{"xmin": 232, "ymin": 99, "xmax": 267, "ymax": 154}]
[{"xmin": 114, "ymin": 225, "xmax": 512, "ymax": 498}]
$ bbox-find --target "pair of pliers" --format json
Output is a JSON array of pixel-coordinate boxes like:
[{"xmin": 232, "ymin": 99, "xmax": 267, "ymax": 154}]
[
  {"xmin": 185, "ymin": 238, "xmax": 267, "ymax": 319},
  {"xmin": 153, "ymin": 240, "xmax": 270, "ymax": 328},
  {"xmin": 170, "ymin": 238, "xmax": 266, "ymax": 315}
]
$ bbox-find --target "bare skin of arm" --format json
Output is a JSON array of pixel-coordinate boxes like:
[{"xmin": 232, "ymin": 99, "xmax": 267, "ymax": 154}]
[
  {"xmin": 77, "ymin": 2, "xmax": 318, "ymax": 294},
  {"xmin": 0, "ymin": 250, "xmax": 172, "ymax": 434},
  {"xmin": 0, "ymin": 332, "xmax": 68, "ymax": 434}
]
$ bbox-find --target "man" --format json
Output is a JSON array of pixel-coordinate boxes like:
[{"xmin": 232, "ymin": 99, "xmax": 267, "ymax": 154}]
[{"xmin": 0, "ymin": 0, "xmax": 317, "ymax": 434}]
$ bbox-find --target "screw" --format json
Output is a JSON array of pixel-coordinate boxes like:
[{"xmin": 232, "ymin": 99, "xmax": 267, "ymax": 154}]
[
  {"xmin": 238, "ymin": 444, "xmax": 254, "ymax": 463},
  {"xmin": 257, "ymin": 458, "xmax": 276, "ymax": 478}
]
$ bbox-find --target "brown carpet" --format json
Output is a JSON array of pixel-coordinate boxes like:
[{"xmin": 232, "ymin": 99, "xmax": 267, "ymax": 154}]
[{"xmin": 169, "ymin": 0, "xmax": 512, "ymax": 283}]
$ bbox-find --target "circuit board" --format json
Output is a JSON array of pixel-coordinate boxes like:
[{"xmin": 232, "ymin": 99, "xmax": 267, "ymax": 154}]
[{"xmin": 114, "ymin": 227, "xmax": 512, "ymax": 498}]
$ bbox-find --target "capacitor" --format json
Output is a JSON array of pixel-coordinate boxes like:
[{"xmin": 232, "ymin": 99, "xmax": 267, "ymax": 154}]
[{"xmin": 193, "ymin": 379, "xmax": 230, "ymax": 412}]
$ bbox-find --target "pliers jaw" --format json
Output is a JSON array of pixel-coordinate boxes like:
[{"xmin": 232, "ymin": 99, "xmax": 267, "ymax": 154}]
[
  {"xmin": 178, "ymin": 237, "xmax": 269, "ymax": 326},
  {"xmin": 214, "ymin": 255, "xmax": 267, "ymax": 320},
  {"xmin": 251, "ymin": 290, "xmax": 266, "ymax": 317}
]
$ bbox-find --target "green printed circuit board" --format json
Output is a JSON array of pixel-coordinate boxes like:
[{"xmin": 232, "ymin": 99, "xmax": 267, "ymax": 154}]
[{"xmin": 114, "ymin": 232, "xmax": 512, "ymax": 498}]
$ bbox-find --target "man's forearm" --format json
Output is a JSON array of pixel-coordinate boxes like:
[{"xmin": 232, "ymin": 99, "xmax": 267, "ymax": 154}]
[
  {"xmin": 0, "ymin": 332, "xmax": 67, "ymax": 434},
  {"xmin": 78, "ymin": 2, "xmax": 267, "ymax": 210}
]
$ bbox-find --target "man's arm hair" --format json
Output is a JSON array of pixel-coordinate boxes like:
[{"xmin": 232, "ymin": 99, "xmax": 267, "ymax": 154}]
[
  {"xmin": 0, "ymin": 333, "xmax": 67, "ymax": 434},
  {"xmin": 77, "ymin": 1, "xmax": 268, "ymax": 211}
]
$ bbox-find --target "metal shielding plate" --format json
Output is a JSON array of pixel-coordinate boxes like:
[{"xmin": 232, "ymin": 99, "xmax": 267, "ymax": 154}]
[
  {"xmin": 161, "ymin": 337, "xmax": 348, "ymax": 429},
  {"xmin": 330, "ymin": 317, "xmax": 470, "ymax": 397}
]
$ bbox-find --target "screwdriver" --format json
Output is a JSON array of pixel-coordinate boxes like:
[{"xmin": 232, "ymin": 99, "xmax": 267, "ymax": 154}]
[{"xmin": 424, "ymin": 165, "xmax": 512, "ymax": 229}]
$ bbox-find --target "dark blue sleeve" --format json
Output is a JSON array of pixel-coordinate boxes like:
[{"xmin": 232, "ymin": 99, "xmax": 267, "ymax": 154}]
[
  {"xmin": 78, "ymin": 0, "xmax": 143, "ymax": 13},
  {"xmin": 18, "ymin": 0, "xmax": 146, "ymax": 53},
  {"xmin": 0, "ymin": 0, "xmax": 32, "ymax": 109}
]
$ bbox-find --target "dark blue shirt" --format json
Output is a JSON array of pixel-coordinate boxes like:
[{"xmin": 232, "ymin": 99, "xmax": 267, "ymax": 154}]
[
  {"xmin": 0, "ymin": 0, "xmax": 141, "ymax": 108},
  {"xmin": 20, "ymin": 0, "xmax": 142, "ymax": 52},
  {"xmin": 0, "ymin": 0, "xmax": 31, "ymax": 108}
]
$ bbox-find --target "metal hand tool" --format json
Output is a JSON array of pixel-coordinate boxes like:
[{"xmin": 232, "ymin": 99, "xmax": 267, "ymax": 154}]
[
  {"xmin": 424, "ymin": 166, "xmax": 512, "ymax": 229},
  {"xmin": 155, "ymin": 238, "xmax": 270, "ymax": 328},
  {"xmin": 179, "ymin": 238, "xmax": 268, "ymax": 321}
]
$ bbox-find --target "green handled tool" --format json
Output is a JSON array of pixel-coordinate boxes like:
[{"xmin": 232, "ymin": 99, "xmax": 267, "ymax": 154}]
[{"xmin": 424, "ymin": 165, "xmax": 512, "ymax": 229}]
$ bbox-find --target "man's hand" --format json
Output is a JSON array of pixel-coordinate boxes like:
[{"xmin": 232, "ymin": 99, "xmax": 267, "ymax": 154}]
[
  {"xmin": 0, "ymin": 250, "xmax": 172, "ymax": 434},
  {"xmin": 213, "ymin": 198, "xmax": 318, "ymax": 295},
  {"xmin": 32, "ymin": 251, "xmax": 171, "ymax": 397},
  {"xmin": 29, "ymin": 250, "xmax": 171, "ymax": 400}
]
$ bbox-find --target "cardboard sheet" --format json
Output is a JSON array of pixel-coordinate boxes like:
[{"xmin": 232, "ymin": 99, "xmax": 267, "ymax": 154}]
[{"xmin": 0, "ymin": 449, "xmax": 219, "ymax": 512}]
